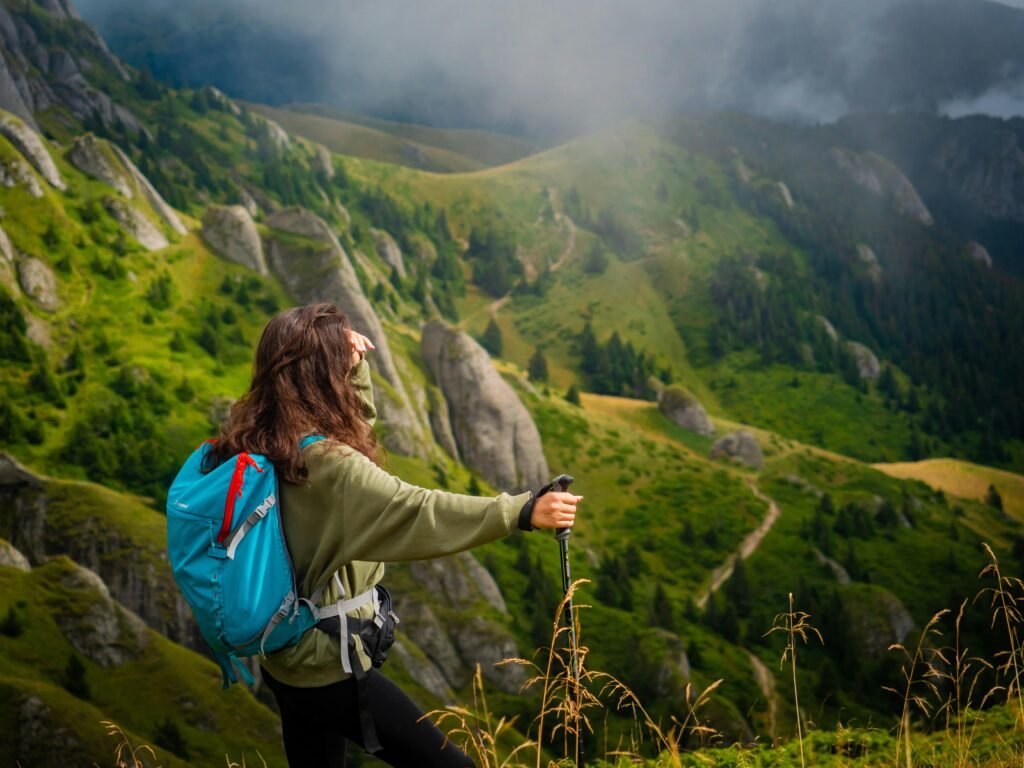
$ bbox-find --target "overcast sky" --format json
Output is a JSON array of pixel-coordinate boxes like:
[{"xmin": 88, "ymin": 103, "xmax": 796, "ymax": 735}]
[{"xmin": 76, "ymin": 0, "xmax": 1024, "ymax": 135}]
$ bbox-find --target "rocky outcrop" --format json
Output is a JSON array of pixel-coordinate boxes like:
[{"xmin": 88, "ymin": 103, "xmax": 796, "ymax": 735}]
[
  {"xmin": 775, "ymin": 181, "xmax": 794, "ymax": 209},
  {"xmin": 709, "ymin": 430, "xmax": 764, "ymax": 470},
  {"xmin": 24, "ymin": 314, "xmax": 50, "ymax": 348},
  {"xmin": 422, "ymin": 320, "xmax": 550, "ymax": 492},
  {"xmin": 840, "ymin": 584, "xmax": 913, "ymax": 660},
  {"xmin": 392, "ymin": 638, "xmax": 455, "ymax": 702},
  {"xmin": 0, "ymin": 454, "xmax": 196, "ymax": 648},
  {"xmin": 0, "ymin": 538, "xmax": 30, "ymax": 571},
  {"xmin": 372, "ymin": 228, "xmax": 405, "ymax": 278},
  {"xmin": 17, "ymin": 256, "xmax": 59, "ymax": 311},
  {"xmin": 0, "ymin": 223, "xmax": 16, "ymax": 292},
  {"xmin": 264, "ymin": 207, "xmax": 430, "ymax": 457},
  {"xmin": 68, "ymin": 133, "xmax": 131, "ymax": 196},
  {"xmin": 410, "ymin": 553, "xmax": 508, "ymax": 616},
  {"xmin": 966, "ymin": 241, "xmax": 993, "ymax": 268},
  {"xmin": 202, "ymin": 205, "xmax": 267, "ymax": 274},
  {"xmin": 395, "ymin": 601, "xmax": 468, "ymax": 689},
  {"xmin": 637, "ymin": 629, "xmax": 691, "ymax": 698},
  {"xmin": 312, "ymin": 142, "xmax": 334, "ymax": 180},
  {"xmin": 832, "ymin": 148, "xmax": 933, "ymax": 226},
  {"xmin": 206, "ymin": 86, "xmax": 241, "ymax": 116},
  {"xmin": 845, "ymin": 341, "xmax": 881, "ymax": 381},
  {"xmin": 103, "ymin": 197, "xmax": 168, "ymax": 251},
  {"xmin": 55, "ymin": 558, "xmax": 149, "ymax": 667},
  {"xmin": 454, "ymin": 617, "xmax": 526, "ymax": 693},
  {"xmin": 427, "ymin": 387, "xmax": 461, "ymax": 461},
  {"xmin": 813, "ymin": 548, "xmax": 851, "ymax": 585},
  {"xmin": 68, "ymin": 134, "xmax": 185, "ymax": 234},
  {"xmin": 0, "ymin": 110, "xmax": 64, "ymax": 189},
  {"xmin": 107, "ymin": 144, "xmax": 186, "ymax": 234},
  {"xmin": 855, "ymin": 244, "xmax": 882, "ymax": 283},
  {"xmin": 0, "ymin": 156, "xmax": 43, "ymax": 197},
  {"xmin": 658, "ymin": 385, "xmax": 714, "ymax": 436},
  {"xmin": 933, "ymin": 125, "xmax": 1024, "ymax": 223},
  {"xmin": 815, "ymin": 315, "xmax": 839, "ymax": 342},
  {"xmin": 260, "ymin": 116, "xmax": 290, "ymax": 151}
]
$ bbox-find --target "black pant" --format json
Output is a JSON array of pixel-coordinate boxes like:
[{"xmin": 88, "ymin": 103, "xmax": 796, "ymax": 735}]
[{"xmin": 262, "ymin": 666, "xmax": 475, "ymax": 768}]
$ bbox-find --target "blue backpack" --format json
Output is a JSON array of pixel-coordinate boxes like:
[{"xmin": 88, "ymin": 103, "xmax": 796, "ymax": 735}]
[{"xmin": 166, "ymin": 435, "xmax": 379, "ymax": 687}]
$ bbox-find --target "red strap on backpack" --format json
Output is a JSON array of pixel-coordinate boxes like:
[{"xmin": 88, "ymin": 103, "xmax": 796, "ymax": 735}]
[{"xmin": 217, "ymin": 453, "xmax": 262, "ymax": 543}]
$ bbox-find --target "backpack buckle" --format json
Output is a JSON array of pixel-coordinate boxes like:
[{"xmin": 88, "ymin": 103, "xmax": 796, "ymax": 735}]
[{"xmin": 207, "ymin": 544, "xmax": 229, "ymax": 559}]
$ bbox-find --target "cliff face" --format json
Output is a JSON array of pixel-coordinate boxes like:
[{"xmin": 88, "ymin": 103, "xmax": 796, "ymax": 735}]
[{"xmin": 421, "ymin": 320, "xmax": 550, "ymax": 492}]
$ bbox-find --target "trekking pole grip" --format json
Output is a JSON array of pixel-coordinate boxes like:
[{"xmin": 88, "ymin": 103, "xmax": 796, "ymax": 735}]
[{"xmin": 552, "ymin": 474, "xmax": 574, "ymax": 541}]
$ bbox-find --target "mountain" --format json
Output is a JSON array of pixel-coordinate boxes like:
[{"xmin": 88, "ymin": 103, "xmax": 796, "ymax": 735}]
[{"xmin": 1, "ymin": 1, "xmax": 1024, "ymax": 764}]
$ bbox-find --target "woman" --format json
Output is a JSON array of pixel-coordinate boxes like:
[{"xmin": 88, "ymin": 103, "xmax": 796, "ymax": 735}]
[{"xmin": 209, "ymin": 303, "xmax": 582, "ymax": 768}]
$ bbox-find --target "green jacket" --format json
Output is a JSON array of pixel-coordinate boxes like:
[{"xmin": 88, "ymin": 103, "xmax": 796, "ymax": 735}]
[{"xmin": 260, "ymin": 359, "xmax": 532, "ymax": 687}]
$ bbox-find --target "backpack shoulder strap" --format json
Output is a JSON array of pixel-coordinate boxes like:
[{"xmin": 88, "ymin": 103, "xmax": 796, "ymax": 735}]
[{"xmin": 299, "ymin": 434, "xmax": 326, "ymax": 450}]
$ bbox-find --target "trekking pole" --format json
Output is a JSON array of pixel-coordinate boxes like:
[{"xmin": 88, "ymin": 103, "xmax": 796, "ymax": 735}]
[{"xmin": 551, "ymin": 473, "xmax": 583, "ymax": 768}]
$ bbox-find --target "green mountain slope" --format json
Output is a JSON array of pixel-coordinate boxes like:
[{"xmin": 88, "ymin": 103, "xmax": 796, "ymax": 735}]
[{"xmin": 1, "ymin": 2, "xmax": 1024, "ymax": 764}]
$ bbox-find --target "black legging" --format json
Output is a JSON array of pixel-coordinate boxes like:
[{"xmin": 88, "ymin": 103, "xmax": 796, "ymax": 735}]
[{"xmin": 262, "ymin": 666, "xmax": 475, "ymax": 768}]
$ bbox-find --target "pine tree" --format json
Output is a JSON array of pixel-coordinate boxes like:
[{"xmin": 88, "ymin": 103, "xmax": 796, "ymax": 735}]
[
  {"xmin": 986, "ymin": 484, "xmax": 1004, "ymax": 512},
  {"xmin": 481, "ymin": 318, "xmax": 503, "ymax": 357},
  {"xmin": 63, "ymin": 654, "xmax": 90, "ymax": 700},
  {"xmin": 649, "ymin": 582, "xmax": 674, "ymax": 631},
  {"xmin": 0, "ymin": 606, "xmax": 22, "ymax": 637},
  {"xmin": 528, "ymin": 347, "xmax": 549, "ymax": 382},
  {"xmin": 565, "ymin": 384, "xmax": 581, "ymax": 406},
  {"xmin": 725, "ymin": 557, "xmax": 751, "ymax": 612}
]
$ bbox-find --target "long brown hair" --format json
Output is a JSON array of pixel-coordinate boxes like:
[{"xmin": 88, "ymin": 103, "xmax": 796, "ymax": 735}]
[{"xmin": 208, "ymin": 303, "xmax": 380, "ymax": 482}]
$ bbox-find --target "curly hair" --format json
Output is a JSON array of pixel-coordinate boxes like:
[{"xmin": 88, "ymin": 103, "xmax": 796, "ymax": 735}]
[{"xmin": 206, "ymin": 303, "xmax": 380, "ymax": 482}]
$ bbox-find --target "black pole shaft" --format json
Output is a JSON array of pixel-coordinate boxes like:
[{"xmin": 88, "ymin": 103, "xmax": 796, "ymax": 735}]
[{"xmin": 551, "ymin": 474, "xmax": 582, "ymax": 767}]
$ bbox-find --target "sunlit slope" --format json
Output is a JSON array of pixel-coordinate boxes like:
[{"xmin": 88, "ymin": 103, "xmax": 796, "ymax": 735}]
[
  {"xmin": 281, "ymin": 103, "xmax": 540, "ymax": 167},
  {"xmin": 874, "ymin": 458, "xmax": 1024, "ymax": 521},
  {"xmin": 249, "ymin": 102, "xmax": 490, "ymax": 173}
]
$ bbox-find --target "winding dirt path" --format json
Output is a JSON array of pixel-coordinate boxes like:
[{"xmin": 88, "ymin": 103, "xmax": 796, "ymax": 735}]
[{"xmin": 696, "ymin": 479, "xmax": 781, "ymax": 609}]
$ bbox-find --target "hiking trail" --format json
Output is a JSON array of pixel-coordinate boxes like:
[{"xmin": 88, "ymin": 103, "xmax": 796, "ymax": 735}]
[{"xmin": 696, "ymin": 479, "xmax": 781, "ymax": 609}]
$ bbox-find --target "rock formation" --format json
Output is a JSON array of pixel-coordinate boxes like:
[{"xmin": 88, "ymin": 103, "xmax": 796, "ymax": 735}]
[
  {"xmin": 815, "ymin": 315, "xmax": 839, "ymax": 342},
  {"xmin": 421, "ymin": 319, "xmax": 549, "ymax": 491},
  {"xmin": 202, "ymin": 205, "xmax": 267, "ymax": 274},
  {"xmin": 17, "ymin": 256, "xmax": 59, "ymax": 311},
  {"xmin": 0, "ymin": 223, "xmax": 16, "ymax": 292},
  {"xmin": 0, "ymin": 538, "xmax": 30, "ymax": 571},
  {"xmin": 658, "ymin": 385, "xmax": 714, "ymax": 436},
  {"xmin": 775, "ymin": 181, "xmax": 794, "ymax": 209},
  {"xmin": 0, "ymin": 110, "xmax": 64, "ymax": 189},
  {"xmin": 840, "ymin": 584, "xmax": 914, "ymax": 660},
  {"xmin": 0, "ymin": 156, "xmax": 43, "ymax": 197},
  {"xmin": 68, "ymin": 133, "xmax": 132, "ymax": 197},
  {"xmin": 372, "ymin": 228, "xmax": 405, "ymax": 278},
  {"xmin": 107, "ymin": 144, "xmax": 186, "ymax": 234},
  {"xmin": 845, "ymin": 341, "xmax": 881, "ymax": 380},
  {"xmin": 832, "ymin": 148, "xmax": 933, "ymax": 226},
  {"xmin": 709, "ymin": 430, "xmax": 764, "ymax": 470},
  {"xmin": 855, "ymin": 243, "xmax": 882, "ymax": 282},
  {"xmin": 103, "ymin": 197, "xmax": 168, "ymax": 251},
  {"xmin": 312, "ymin": 142, "xmax": 334, "ymax": 180},
  {"xmin": 966, "ymin": 241, "xmax": 993, "ymax": 268}
]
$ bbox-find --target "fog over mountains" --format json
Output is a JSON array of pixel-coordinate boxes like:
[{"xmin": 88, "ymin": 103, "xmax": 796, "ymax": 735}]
[{"xmin": 76, "ymin": 0, "xmax": 1024, "ymax": 137}]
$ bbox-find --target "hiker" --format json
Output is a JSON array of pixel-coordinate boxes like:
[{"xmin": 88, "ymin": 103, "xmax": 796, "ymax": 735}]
[{"xmin": 208, "ymin": 303, "xmax": 582, "ymax": 768}]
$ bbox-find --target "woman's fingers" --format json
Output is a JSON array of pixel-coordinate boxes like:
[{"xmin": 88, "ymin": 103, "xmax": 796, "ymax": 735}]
[{"xmin": 531, "ymin": 492, "xmax": 583, "ymax": 529}]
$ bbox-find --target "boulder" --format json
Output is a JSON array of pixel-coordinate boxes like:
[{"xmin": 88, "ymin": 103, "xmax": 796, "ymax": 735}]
[
  {"xmin": 409, "ymin": 552, "xmax": 507, "ymax": 615},
  {"xmin": 67, "ymin": 133, "xmax": 131, "ymax": 197},
  {"xmin": 393, "ymin": 601, "xmax": 467, "ymax": 689},
  {"xmin": 0, "ymin": 222, "xmax": 16, "ymax": 292},
  {"xmin": 103, "ymin": 197, "xmax": 168, "ymax": 251},
  {"xmin": 845, "ymin": 341, "xmax": 881, "ymax": 381},
  {"xmin": 0, "ymin": 538, "xmax": 30, "ymax": 571},
  {"xmin": 260, "ymin": 116, "xmax": 290, "ymax": 151},
  {"xmin": 422, "ymin": 319, "xmax": 550, "ymax": 492},
  {"xmin": 658, "ymin": 385, "xmax": 713, "ymax": 436},
  {"xmin": 0, "ymin": 156, "xmax": 43, "ymax": 197},
  {"xmin": 238, "ymin": 188, "xmax": 259, "ymax": 218},
  {"xmin": 832, "ymin": 148, "xmax": 933, "ymax": 226},
  {"xmin": 205, "ymin": 86, "xmax": 241, "ymax": 116},
  {"xmin": 372, "ymin": 228, "xmax": 405, "ymax": 278},
  {"xmin": 709, "ymin": 430, "xmax": 764, "ymax": 470},
  {"xmin": 0, "ymin": 109, "xmax": 64, "ymax": 189},
  {"xmin": 966, "ymin": 241, "xmax": 993, "ymax": 268},
  {"xmin": 855, "ymin": 243, "xmax": 882, "ymax": 282},
  {"xmin": 24, "ymin": 314, "xmax": 50, "ymax": 348},
  {"xmin": 839, "ymin": 584, "xmax": 914, "ymax": 660},
  {"xmin": 54, "ymin": 559, "xmax": 149, "ymax": 667},
  {"xmin": 17, "ymin": 256, "xmax": 59, "ymax": 311},
  {"xmin": 202, "ymin": 205, "xmax": 267, "ymax": 275}
]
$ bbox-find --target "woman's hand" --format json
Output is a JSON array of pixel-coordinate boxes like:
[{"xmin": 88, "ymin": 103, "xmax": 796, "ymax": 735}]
[
  {"xmin": 530, "ymin": 492, "xmax": 583, "ymax": 530},
  {"xmin": 347, "ymin": 330, "xmax": 376, "ymax": 365}
]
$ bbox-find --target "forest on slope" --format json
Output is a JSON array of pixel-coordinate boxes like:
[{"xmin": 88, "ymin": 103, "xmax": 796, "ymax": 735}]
[{"xmin": 1, "ymin": 1, "xmax": 1023, "ymax": 765}]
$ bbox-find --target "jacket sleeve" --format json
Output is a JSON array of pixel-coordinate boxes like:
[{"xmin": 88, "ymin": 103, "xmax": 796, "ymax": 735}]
[
  {"xmin": 349, "ymin": 358, "xmax": 377, "ymax": 428},
  {"xmin": 323, "ymin": 446, "xmax": 530, "ymax": 563}
]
